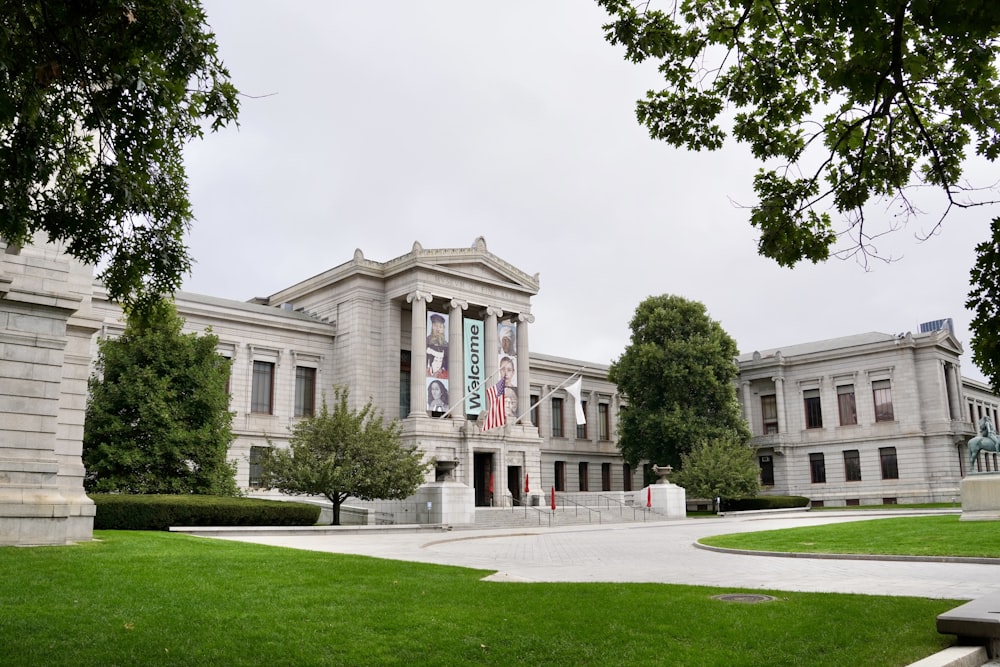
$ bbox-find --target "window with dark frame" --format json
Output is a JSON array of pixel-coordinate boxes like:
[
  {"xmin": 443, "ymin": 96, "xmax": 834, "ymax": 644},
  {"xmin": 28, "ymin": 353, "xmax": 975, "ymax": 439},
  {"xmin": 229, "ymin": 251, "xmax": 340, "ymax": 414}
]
[
  {"xmin": 578, "ymin": 462, "xmax": 589, "ymax": 491},
  {"xmin": 879, "ymin": 446, "xmax": 899, "ymax": 479},
  {"xmin": 761, "ymin": 394, "xmax": 778, "ymax": 434},
  {"xmin": 249, "ymin": 445, "xmax": 269, "ymax": 488},
  {"xmin": 551, "ymin": 397, "xmax": 564, "ymax": 437},
  {"xmin": 294, "ymin": 366, "xmax": 317, "ymax": 418},
  {"xmin": 399, "ymin": 351, "xmax": 411, "ymax": 419},
  {"xmin": 759, "ymin": 455, "xmax": 774, "ymax": 486},
  {"xmin": 530, "ymin": 394, "xmax": 539, "ymax": 426},
  {"xmin": 251, "ymin": 360, "xmax": 274, "ymax": 414},
  {"xmin": 598, "ymin": 403, "xmax": 610, "ymax": 440},
  {"xmin": 554, "ymin": 461, "xmax": 566, "ymax": 492},
  {"xmin": 803, "ymin": 389, "xmax": 823, "ymax": 429},
  {"xmin": 843, "ymin": 449, "xmax": 862, "ymax": 481},
  {"xmin": 576, "ymin": 401, "xmax": 588, "ymax": 439},
  {"xmin": 809, "ymin": 452, "xmax": 826, "ymax": 483},
  {"xmin": 602, "ymin": 462, "xmax": 611, "ymax": 491},
  {"xmin": 623, "ymin": 463, "xmax": 632, "ymax": 492},
  {"xmin": 873, "ymin": 379, "xmax": 895, "ymax": 422},
  {"xmin": 837, "ymin": 385, "xmax": 857, "ymax": 426}
]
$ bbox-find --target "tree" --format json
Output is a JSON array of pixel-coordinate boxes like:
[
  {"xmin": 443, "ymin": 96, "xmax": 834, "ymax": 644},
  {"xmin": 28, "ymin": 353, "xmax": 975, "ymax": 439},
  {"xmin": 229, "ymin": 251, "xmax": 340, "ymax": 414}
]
[
  {"xmin": 261, "ymin": 387, "xmax": 430, "ymax": 525},
  {"xmin": 597, "ymin": 0, "xmax": 1000, "ymax": 388},
  {"xmin": 83, "ymin": 299, "xmax": 237, "ymax": 495},
  {"xmin": 608, "ymin": 294, "xmax": 751, "ymax": 470},
  {"xmin": 0, "ymin": 1, "xmax": 239, "ymax": 309},
  {"xmin": 672, "ymin": 438, "xmax": 760, "ymax": 513}
]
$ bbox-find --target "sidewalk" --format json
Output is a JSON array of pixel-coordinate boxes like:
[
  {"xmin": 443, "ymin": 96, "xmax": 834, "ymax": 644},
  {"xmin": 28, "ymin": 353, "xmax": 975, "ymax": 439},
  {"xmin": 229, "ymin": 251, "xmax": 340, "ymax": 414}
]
[{"xmin": 192, "ymin": 509, "xmax": 999, "ymax": 600}]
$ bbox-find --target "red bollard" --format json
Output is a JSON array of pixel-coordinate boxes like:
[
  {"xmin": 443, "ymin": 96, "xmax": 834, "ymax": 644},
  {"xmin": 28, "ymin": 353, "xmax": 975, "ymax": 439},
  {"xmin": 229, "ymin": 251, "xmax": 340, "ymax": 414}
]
[
  {"xmin": 647, "ymin": 486, "xmax": 652, "ymax": 508},
  {"xmin": 551, "ymin": 486, "xmax": 556, "ymax": 510}
]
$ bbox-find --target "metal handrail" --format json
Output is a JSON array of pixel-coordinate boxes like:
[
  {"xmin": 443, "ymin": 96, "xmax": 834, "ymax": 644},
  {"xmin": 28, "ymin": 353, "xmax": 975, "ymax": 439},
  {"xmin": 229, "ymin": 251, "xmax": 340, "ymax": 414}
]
[{"xmin": 555, "ymin": 493, "xmax": 602, "ymax": 524}]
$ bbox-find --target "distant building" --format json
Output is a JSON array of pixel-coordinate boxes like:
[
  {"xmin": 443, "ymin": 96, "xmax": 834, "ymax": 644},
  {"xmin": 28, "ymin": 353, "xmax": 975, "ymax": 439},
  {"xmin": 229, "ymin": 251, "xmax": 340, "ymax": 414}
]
[{"xmin": 737, "ymin": 328, "xmax": 986, "ymax": 506}]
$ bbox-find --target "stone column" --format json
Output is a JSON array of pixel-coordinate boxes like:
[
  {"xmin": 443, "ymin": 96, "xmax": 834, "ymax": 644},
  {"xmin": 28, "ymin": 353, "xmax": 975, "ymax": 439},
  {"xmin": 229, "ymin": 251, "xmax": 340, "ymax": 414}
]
[
  {"xmin": 773, "ymin": 376, "xmax": 787, "ymax": 433},
  {"xmin": 741, "ymin": 380, "xmax": 752, "ymax": 428},
  {"xmin": 448, "ymin": 299, "xmax": 467, "ymax": 419},
  {"xmin": 945, "ymin": 362, "xmax": 963, "ymax": 422},
  {"xmin": 515, "ymin": 313, "xmax": 534, "ymax": 424},
  {"xmin": 484, "ymin": 306, "xmax": 502, "ymax": 387},
  {"xmin": 407, "ymin": 291, "xmax": 431, "ymax": 417}
]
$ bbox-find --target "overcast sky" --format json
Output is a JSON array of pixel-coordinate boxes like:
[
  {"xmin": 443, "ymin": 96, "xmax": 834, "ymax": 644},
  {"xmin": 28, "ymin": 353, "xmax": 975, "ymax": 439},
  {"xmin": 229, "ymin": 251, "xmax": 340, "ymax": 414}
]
[{"xmin": 181, "ymin": 1, "xmax": 995, "ymax": 383}]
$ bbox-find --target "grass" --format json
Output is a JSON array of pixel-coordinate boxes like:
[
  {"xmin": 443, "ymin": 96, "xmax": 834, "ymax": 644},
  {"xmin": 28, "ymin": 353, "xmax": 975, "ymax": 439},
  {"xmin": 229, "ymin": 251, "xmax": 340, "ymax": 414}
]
[
  {"xmin": 701, "ymin": 515, "xmax": 1000, "ymax": 557},
  {"xmin": 1, "ymin": 530, "xmax": 956, "ymax": 666}
]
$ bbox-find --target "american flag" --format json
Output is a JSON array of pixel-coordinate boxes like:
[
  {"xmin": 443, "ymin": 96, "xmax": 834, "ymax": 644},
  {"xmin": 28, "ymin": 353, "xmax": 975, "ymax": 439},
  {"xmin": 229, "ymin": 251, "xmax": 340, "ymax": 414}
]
[{"xmin": 481, "ymin": 377, "xmax": 506, "ymax": 431}]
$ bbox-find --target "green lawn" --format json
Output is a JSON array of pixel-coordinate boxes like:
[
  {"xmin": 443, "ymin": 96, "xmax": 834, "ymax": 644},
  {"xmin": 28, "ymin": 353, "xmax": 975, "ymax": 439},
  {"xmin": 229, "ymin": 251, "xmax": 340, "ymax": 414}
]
[
  {"xmin": 1, "ymin": 530, "xmax": 956, "ymax": 666},
  {"xmin": 701, "ymin": 514, "xmax": 1000, "ymax": 557}
]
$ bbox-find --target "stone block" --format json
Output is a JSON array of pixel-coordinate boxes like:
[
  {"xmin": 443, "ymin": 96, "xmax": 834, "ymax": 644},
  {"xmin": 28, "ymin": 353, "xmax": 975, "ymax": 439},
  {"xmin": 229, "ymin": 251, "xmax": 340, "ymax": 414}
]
[{"xmin": 960, "ymin": 474, "xmax": 1000, "ymax": 521}]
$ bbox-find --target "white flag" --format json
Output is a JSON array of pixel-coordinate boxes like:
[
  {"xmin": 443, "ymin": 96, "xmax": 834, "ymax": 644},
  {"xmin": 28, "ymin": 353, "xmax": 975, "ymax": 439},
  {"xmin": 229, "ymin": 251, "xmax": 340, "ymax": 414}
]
[{"xmin": 566, "ymin": 376, "xmax": 586, "ymax": 425}]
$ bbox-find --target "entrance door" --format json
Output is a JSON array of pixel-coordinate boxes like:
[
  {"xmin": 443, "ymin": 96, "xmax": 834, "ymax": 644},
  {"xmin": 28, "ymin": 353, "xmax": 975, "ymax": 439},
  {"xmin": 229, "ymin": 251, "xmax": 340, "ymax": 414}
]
[
  {"xmin": 473, "ymin": 452, "xmax": 493, "ymax": 507},
  {"xmin": 507, "ymin": 466, "xmax": 522, "ymax": 506}
]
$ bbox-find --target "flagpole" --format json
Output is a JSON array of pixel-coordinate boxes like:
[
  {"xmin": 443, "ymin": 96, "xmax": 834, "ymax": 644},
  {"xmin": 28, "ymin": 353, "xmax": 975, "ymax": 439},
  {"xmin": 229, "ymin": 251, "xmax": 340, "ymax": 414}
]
[
  {"xmin": 435, "ymin": 367, "xmax": 504, "ymax": 420},
  {"xmin": 513, "ymin": 366, "xmax": 588, "ymax": 424}
]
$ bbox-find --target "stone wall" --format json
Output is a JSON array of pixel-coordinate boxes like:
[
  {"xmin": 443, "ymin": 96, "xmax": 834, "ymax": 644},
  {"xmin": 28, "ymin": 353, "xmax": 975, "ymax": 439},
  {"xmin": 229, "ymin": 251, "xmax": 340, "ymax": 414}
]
[{"xmin": 0, "ymin": 239, "xmax": 97, "ymax": 545}]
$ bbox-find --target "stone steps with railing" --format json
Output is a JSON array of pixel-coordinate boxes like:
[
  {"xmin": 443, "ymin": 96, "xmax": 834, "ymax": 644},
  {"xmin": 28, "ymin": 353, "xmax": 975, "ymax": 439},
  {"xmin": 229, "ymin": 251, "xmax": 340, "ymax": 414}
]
[{"xmin": 465, "ymin": 503, "xmax": 655, "ymax": 530}]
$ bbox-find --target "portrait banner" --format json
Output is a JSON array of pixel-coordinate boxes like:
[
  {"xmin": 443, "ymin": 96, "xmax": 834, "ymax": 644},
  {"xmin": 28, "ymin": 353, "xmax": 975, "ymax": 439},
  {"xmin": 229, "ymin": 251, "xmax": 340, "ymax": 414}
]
[{"xmin": 426, "ymin": 311, "xmax": 448, "ymax": 379}]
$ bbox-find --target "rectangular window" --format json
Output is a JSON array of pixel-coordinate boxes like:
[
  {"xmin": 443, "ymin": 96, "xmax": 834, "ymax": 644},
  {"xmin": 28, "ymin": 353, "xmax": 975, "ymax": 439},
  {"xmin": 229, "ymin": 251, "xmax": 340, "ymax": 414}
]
[
  {"xmin": 809, "ymin": 452, "xmax": 826, "ymax": 483},
  {"xmin": 843, "ymin": 449, "xmax": 861, "ymax": 482},
  {"xmin": 249, "ymin": 446, "xmax": 269, "ymax": 488},
  {"xmin": 294, "ymin": 366, "xmax": 317, "ymax": 418},
  {"xmin": 551, "ymin": 397, "xmax": 564, "ymax": 437},
  {"xmin": 622, "ymin": 463, "xmax": 632, "ymax": 492},
  {"xmin": 879, "ymin": 447, "xmax": 899, "ymax": 479},
  {"xmin": 837, "ymin": 385, "xmax": 857, "ymax": 426},
  {"xmin": 578, "ymin": 462, "xmax": 589, "ymax": 491},
  {"xmin": 803, "ymin": 389, "xmax": 823, "ymax": 429},
  {"xmin": 598, "ymin": 403, "xmax": 610, "ymax": 440},
  {"xmin": 761, "ymin": 395, "xmax": 778, "ymax": 434},
  {"xmin": 251, "ymin": 361, "xmax": 274, "ymax": 414},
  {"xmin": 530, "ymin": 394, "xmax": 539, "ymax": 427},
  {"xmin": 399, "ymin": 351, "xmax": 411, "ymax": 419},
  {"xmin": 576, "ymin": 401, "xmax": 588, "ymax": 439},
  {"xmin": 554, "ymin": 461, "xmax": 566, "ymax": 492},
  {"xmin": 602, "ymin": 463, "xmax": 611, "ymax": 492},
  {"xmin": 759, "ymin": 455, "xmax": 774, "ymax": 486},
  {"xmin": 873, "ymin": 379, "xmax": 895, "ymax": 422}
]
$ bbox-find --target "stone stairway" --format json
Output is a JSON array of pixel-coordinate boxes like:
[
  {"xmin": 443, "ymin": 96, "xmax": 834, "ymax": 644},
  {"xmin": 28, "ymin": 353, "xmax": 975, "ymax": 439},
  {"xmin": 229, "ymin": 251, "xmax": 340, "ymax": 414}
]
[{"xmin": 465, "ymin": 505, "xmax": 655, "ymax": 530}]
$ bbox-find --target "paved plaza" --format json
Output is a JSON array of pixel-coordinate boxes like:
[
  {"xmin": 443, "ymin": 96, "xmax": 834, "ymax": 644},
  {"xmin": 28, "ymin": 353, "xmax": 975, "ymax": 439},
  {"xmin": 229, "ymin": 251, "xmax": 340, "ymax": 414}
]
[{"xmin": 207, "ymin": 510, "xmax": 1000, "ymax": 601}]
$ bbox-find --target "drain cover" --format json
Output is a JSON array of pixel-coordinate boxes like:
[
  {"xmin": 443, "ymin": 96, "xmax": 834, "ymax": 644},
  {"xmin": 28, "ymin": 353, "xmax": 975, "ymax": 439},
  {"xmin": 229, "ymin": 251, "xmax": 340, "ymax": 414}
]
[{"xmin": 712, "ymin": 594, "xmax": 777, "ymax": 604}]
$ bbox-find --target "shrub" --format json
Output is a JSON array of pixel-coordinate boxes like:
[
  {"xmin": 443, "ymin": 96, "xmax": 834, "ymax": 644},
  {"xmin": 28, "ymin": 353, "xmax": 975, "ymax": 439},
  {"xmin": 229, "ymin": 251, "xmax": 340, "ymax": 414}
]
[
  {"xmin": 720, "ymin": 496, "xmax": 810, "ymax": 512},
  {"xmin": 90, "ymin": 494, "xmax": 321, "ymax": 530}
]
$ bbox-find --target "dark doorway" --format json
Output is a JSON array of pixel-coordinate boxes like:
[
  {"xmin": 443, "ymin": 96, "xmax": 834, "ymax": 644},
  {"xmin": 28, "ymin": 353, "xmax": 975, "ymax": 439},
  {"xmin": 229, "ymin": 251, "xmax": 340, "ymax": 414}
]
[
  {"xmin": 474, "ymin": 452, "xmax": 494, "ymax": 507},
  {"xmin": 507, "ymin": 466, "xmax": 522, "ymax": 505}
]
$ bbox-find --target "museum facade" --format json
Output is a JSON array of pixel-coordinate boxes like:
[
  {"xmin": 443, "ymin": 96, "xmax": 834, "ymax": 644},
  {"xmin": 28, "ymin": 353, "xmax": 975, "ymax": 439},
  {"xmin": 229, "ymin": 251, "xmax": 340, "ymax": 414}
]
[{"xmin": 88, "ymin": 238, "xmax": 998, "ymax": 514}]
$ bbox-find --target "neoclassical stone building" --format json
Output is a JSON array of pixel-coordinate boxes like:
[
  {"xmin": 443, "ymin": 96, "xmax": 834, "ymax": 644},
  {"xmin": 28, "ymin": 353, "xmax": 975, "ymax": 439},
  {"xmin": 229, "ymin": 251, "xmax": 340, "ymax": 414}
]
[
  {"xmin": 7, "ymin": 235, "xmax": 1000, "ymax": 540},
  {"xmin": 737, "ymin": 326, "xmax": 986, "ymax": 506},
  {"xmin": 92, "ymin": 238, "xmax": 634, "ymax": 521}
]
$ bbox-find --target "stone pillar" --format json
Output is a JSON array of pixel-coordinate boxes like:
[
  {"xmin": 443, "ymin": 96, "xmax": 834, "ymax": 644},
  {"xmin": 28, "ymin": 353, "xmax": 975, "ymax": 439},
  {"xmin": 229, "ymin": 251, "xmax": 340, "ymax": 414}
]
[
  {"xmin": 773, "ymin": 376, "xmax": 787, "ymax": 433},
  {"xmin": 407, "ymin": 291, "xmax": 431, "ymax": 417},
  {"xmin": 945, "ymin": 362, "xmax": 963, "ymax": 422},
  {"xmin": 484, "ymin": 306, "xmax": 502, "ymax": 387},
  {"xmin": 741, "ymin": 380, "xmax": 752, "ymax": 428},
  {"xmin": 515, "ymin": 313, "xmax": 534, "ymax": 424},
  {"xmin": 448, "ymin": 299, "xmax": 467, "ymax": 419},
  {"xmin": 0, "ymin": 240, "xmax": 94, "ymax": 545}
]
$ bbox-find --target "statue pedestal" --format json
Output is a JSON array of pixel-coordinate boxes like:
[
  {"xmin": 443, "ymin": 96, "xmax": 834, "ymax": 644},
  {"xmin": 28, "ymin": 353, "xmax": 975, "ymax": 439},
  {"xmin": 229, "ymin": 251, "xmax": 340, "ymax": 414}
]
[
  {"xmin": 636, "ymin": 482, "xmax": 686, "ymax": 519},
  {"xmin": 960, "ymin": 473, "xmax": 1000, "ymax": 521}
]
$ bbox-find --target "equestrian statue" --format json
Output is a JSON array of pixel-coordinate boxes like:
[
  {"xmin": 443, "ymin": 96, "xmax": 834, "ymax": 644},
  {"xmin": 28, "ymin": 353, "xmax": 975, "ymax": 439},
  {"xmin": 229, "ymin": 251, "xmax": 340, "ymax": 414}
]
[{"xmin": 968, "ymin": 415, "xmax": 1000, "ymax": 471}]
